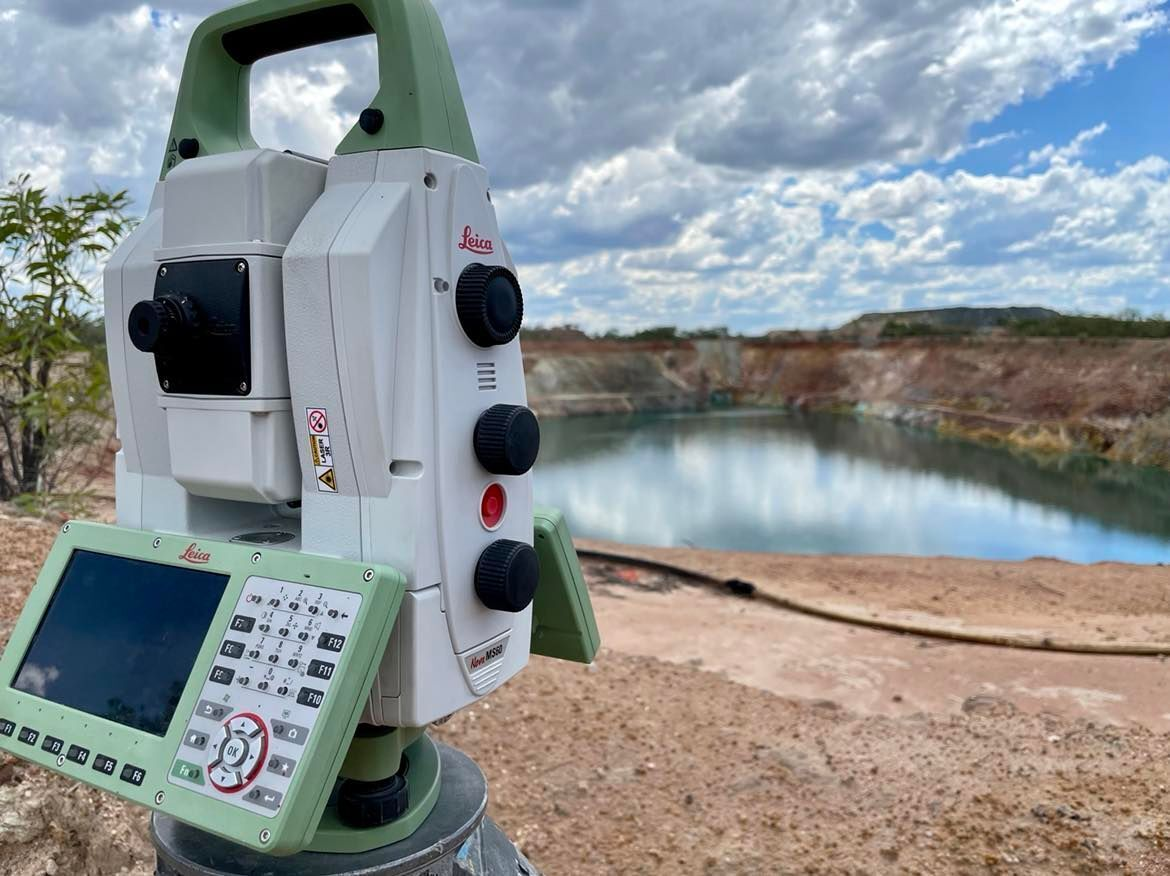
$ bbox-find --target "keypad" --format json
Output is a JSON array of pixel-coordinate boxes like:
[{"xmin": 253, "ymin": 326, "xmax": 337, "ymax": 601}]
[
  {"xmin": 209, "ymin": 666, "xmax": 235, "ymax": 686},
  {"xmin": 171, "ymin": 759, "xmax": 203, "ymax": 786},
  {"xmin": 296, "ymin": 688, "xmax": 324, "ymax": 709},
  {"xmin": 66, "ymin": 744, "xmax": 89, "ymax": 766},
  {"xmin": 184, "ymin": 729, "xmax": 210, "ymax": 751},
  {"xmin": 317, "ymin": 632, "xmax": 346, "ymax": 652},
  {"xmin": 243, "ymin": 785, "xmax": 283, "ymax": 811},
  {"xmin": 266, "ymin": 753, "xmax": 297, "ymax": 778},
  {"xmin": 171, "ymin": 576, "xmax": 361, "ymax": 817},
  {"xmin": 195, "ymin": 700, "xmax": 229, "ymax": 721},
  {"xmin": 307, "ymin": 660, "xmax": 335, "ymax": 681},
  {"xmin": 271, "ymin": 720, "xmax": 309, "ymax": 746}
]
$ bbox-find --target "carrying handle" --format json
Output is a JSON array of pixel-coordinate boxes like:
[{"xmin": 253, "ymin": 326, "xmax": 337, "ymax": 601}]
[{"xmin": 160, "ymin": 0, "xmax": 478, "ymax": 179}]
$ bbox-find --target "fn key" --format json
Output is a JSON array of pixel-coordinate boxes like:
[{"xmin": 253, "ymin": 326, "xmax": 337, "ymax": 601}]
[
  {"xmin": 296, "ymin": 688, "xmax": 324, "ymax": 709},
  {"xmin": 120, "ymin": 763, "xmax": 146, "ymax": 786},
  {"xmin": 209, "ymin": 666, "xmax": 235, "ymax": 686}
]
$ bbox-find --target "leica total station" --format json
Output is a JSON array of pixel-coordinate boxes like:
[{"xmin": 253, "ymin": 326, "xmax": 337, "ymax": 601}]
[{"xmin": 0, "ymin": 0, "xmax": 598, "ymax": 867}]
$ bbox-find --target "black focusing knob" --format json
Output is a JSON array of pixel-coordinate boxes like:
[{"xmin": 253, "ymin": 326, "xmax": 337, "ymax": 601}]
[
  {"xmin": 475, "ymin": 540, "xmax": 539, "ymax": 614},
  {"xmin": 474, "ymin": 405, "xmax": 540, "ymax": 476},
  {"xmin": 456, "ymin": 263, "xmax": 524, "ymax": 347},
  {"xmin": 127, "ymin": 295, "xmax": 201, "ymax": 354}
]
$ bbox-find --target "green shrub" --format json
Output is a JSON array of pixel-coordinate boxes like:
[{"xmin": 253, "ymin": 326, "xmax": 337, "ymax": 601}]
[
  {"xmin": 0, "ymin": 176, "xmax": 131, "ymax": 507},
  {"xmin": 1007, "ymin": 313, "xmax": 1170, "ymax": 339}
]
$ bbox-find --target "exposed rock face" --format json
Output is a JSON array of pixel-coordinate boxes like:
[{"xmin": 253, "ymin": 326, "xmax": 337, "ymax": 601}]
[
  {"xmin": 523, "ymin": 336, "xmax": 1170, "ymax": 470},
  {"xmin": 524, "ymin": 344, "xmax": 703, "ymax": 417}
]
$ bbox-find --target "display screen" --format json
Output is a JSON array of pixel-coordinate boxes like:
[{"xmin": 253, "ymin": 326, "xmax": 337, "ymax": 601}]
[{"xmin": 12, "ymin": 550, "xmax": 229, "ymax": 736}]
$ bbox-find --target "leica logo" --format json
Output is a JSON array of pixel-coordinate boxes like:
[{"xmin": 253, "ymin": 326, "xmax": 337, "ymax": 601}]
[
  {"xmin": 457, "ymin": 225, "xmax": 494, "ymax": 255},
  {"xmin": 178, "ymin": 543, "xmax": 212, "ymax": 565}
]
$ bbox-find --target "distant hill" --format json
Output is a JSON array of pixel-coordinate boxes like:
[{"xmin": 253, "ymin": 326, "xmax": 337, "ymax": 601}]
[{"xmin": 841, "ymin": 306, "xmax": 1061, "ymax": 338}]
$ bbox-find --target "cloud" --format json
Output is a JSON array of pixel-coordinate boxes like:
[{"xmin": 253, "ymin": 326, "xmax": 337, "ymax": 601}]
[
  {"xmin": 509, "ymin": 134, "xmax": 1170, "ymax": 332},
  {"xmin": 434, "ymin": 0, "xmax": 1167, "ymax": 186},
  {"xmin": 1013, "ymin": 123, "xmax": 1110, "ymax": 173},
  {"xmin": 14, "ymin": 662, "xmax": 61, "ymax": 697},
  {"xmin": 0, "ymin": 0, "xmax": 1164, "ymax": 331},
  {"xmin": 36, "ymin": 0, "xmax": 217, "ymax": 25}
]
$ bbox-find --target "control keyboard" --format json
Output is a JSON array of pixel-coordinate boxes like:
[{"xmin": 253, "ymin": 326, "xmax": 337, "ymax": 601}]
[{"xmin": 170, "ymin": 577, "xmax": 362, "ymax": 816}]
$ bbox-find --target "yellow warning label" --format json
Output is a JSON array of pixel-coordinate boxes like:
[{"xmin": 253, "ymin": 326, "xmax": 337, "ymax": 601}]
[
  {"xmin": 316, "ymin": 467, "xmax": 337, "ymax": 493},
  {"xmin": 310, "ymin": 434, "xmax": 333, "ymax": 468}
]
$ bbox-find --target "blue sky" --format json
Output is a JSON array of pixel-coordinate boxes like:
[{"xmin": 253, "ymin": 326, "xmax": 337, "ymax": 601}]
[
  {"xmin": 0, "ymin": 0, "xmax": 1166, "ymax": 333},
  {"xmin": 958, "ymin": 29, "xmax": 1170, "ymax": 177}
]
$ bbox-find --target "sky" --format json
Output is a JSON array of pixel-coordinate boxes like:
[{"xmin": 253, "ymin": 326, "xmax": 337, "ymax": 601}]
[{"xmin": 0, "ymin": 0, "xmax": 1167, "ymax": 333}]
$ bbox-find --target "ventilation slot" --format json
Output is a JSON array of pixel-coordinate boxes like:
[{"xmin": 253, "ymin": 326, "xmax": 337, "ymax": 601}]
[{"xmin": 476, "ymin": 363, "xmax": 498, "ymax": 392}]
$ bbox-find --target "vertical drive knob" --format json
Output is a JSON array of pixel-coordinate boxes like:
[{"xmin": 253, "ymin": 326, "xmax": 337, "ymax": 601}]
[
  {"xmin": 474, "ymin": 405, "xmax": 540, "ymax": 476},
  {"xmin": 456, "ymin": 263, "xmax": 524, "ymax": 347},
  {"xmin": 475, "ymin": 540, "xmax": 539, "ymax": 613}
]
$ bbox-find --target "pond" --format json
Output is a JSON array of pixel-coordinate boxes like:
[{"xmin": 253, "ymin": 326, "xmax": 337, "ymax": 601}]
[{"xmin": 533, "ymin": 409, "xmax": 1170, "ymax": 564}]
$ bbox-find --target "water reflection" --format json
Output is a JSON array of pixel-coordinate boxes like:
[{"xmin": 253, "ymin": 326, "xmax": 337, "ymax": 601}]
[{"xmin": 534, "ymin": 410, "xmax": 1170, "ymax": 564}]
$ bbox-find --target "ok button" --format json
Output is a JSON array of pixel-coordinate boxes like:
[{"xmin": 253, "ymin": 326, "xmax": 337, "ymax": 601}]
[{"xmin": 222, "ymin": 737, "xmax": 250, "ymax": 768}]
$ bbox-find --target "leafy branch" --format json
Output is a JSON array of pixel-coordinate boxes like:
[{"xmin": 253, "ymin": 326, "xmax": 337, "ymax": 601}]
[{"xmin": 0, "ymin": 175, "xmax": 132, "ymax": 507}]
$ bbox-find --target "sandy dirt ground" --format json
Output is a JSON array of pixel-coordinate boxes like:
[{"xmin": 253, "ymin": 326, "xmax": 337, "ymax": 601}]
[
  {"xmin": 579, "ymin": 539, "xmax": 1170, "ymax": 651},
  {"xmin": 2, "ymin": 514, "xmax": 1170, "ymax": 874},
  {"xmin": 581, "ymin": 559, "xmax": 1170, "ymax": 731}
]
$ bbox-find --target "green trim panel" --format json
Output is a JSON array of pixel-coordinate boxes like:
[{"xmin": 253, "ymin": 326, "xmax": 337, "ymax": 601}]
[
  {"xmin": 531, "ymin": 507, "xmax": 601, "ymax": 664},
  {"xmin": 0, "ymin": 522, "xmax": 406, "ymax": 857},
  {"xmin": 161, "ymin": 0, "xmax": 477, "ymax": 178},
  {"xmin": 311, "ymin": 732, "xmax": 440, "ymax": 853}
]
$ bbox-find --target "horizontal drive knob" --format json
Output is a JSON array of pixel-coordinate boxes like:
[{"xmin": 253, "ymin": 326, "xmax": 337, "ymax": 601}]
[
  {"xmin": 338, "ymin": 771, "xmax": 410, "ymax": 829},
  {"xmin": 474, "ymin": 405, "xmax": 540, "ymax": 476}
]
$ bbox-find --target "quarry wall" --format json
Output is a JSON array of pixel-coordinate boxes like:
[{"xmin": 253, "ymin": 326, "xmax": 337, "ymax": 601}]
[{"xmin": 523, "ymin": 337, "xmax": 1170, "ymax": 470}]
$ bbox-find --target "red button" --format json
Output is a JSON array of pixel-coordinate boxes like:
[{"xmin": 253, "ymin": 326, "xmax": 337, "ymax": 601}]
[{"xmin": 480, "ymin": 484, "xmax": 507, "ymax": 530}]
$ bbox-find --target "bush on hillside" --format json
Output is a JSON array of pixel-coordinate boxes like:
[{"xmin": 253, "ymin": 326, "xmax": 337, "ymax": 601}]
[{"xmin": 1007, "ymin": 312, "xmax": 1170, "ymax": 339}]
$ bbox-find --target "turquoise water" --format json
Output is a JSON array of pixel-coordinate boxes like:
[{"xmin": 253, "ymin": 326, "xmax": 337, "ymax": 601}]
[{"xmin": 533, "ymin": 409, "xmax": 1170, "ymax": 564}]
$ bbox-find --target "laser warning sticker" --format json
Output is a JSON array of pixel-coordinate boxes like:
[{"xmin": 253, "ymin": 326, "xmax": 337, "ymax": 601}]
[
  {"xmin": 306, "ymin": 408, "xmax": 338, "ymax": 493},
  {"xmin": 307, "ymin": 409, "xmax": 329, "ymax": 434},
  {"xmin": 309, "ymin": 433, "xmax": 333, "ymax": 468}
]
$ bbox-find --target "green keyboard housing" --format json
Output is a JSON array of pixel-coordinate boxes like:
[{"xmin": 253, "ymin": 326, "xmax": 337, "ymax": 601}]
[{"xmin": 0, "ymin": 521, "xmax": 405, "ymax": 856}]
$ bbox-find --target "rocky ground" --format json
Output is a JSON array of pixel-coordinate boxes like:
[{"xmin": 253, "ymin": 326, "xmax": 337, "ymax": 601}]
[{"xmin": 2, "ymin": 514, "xmax": 1170, "ymax": 874}]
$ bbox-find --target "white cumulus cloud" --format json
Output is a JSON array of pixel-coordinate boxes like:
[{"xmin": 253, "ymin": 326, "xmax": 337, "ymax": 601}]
[{"xmin": 0, "ymin": 0, "xmax": 1164, "ymax": 330}]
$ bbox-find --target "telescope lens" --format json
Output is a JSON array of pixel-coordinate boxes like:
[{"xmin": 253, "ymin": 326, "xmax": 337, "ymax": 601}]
[
  {"xmin": 128, "ymin": 300, "xmax": 168, "ymax": 353},
  {"xmin": 127, "ymin": 295, "xmax": 200, "ymax": 355}
]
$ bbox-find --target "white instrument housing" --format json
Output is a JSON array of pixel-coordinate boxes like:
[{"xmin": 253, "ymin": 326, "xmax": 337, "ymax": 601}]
[{"xmin": 105, "ymin": 146, "xmax": 533, "ymax": 729}]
